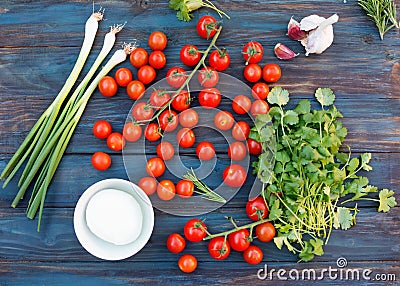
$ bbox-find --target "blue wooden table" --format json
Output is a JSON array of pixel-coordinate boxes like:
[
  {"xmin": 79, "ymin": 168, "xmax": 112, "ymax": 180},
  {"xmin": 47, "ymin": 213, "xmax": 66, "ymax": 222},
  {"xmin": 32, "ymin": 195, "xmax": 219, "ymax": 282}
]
[{"xmin": 0, "ymin": 1, "xmax": 399, "ymax": 285}]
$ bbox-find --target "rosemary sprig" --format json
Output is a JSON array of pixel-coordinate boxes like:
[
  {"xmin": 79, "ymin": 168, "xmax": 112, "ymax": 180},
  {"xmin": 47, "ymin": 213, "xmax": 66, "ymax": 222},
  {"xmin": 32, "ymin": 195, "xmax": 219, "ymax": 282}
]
[
  {"xmin": 358, "ymin": 0, "xmax": 400, "ymax": 40},
  {"xmin": 183, "ymin": 168, "xmax": 226, "ymax": 203}
]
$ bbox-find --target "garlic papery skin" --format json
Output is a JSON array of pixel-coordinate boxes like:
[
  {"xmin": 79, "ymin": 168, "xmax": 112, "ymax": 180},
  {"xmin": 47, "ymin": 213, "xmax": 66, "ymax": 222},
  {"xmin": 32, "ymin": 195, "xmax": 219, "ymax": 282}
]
[{"xmin": 274, "ymin": 43, "xmax": 299, "ymax": 60}]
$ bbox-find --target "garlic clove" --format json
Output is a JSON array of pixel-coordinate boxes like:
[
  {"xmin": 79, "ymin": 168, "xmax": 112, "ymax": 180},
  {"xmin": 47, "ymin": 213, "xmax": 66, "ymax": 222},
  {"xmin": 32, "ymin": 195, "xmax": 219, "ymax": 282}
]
[
  {"xmin": 299, "ymin": 14, "xmax": 326, "ymax": 31},
  {"xmin": 274, "ymin": 43, "xmax": 298, "ymax": 60},
  {"xmin": 287, "ymin": 17, "xmax": 307, "ymax": 40}
]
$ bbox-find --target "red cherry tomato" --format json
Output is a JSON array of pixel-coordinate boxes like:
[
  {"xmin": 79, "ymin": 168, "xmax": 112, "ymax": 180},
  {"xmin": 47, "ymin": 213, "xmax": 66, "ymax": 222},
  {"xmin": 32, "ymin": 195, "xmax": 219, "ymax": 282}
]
[
  {"xmin": 144, "ymin": 123, "xmax": 161, "ymax": 142},
  {"xmin": 138, "ymin": 65, "xmax": 156, "ymax": 85},
  {"xmin": 228, "ymin": 141, "xmax": 247, "ymax": 161},
  {"xmin": 196, "ymin": 15, "xmax": 218, "ymax": 39},
  {"xmin": 167, "ymin": 233, "xmax": 186, "ymax": 253},
  {"xmin": 223, "ymin": 164, "xmax": 247, "ymax": 188},
  {"xmin": 176, "ymin": 128, "xmax": 195, "ymax": 148},
  {"xmin": 146, "ymin": 157, "xmax": 165, "ymax": 177},
  {"xmin": 159, "ymin": 110, "xmax": 178, "ymax": 132},
  {"xmin": 262, "ymin": 63, "xmax": 282, "ymax": 83},
  {"xmin": 242, "ymin": 41, "xmax": 264, "ymax": 64},
  {"xmin": 126, "ymin": 80, "xmax": 146, "ymax": 100},
  {"xmin": 171, "ymin": 90, "xmax": 191, "ymax": 111},
  {"xmin": 176, "ymin": 179, "xmax": 194, "ymax": 198},
  {"xmin": 148, "ymin": 31, "xmax": 167, "ymax": 51},
  {"xmin": 251, "ymin": 99, "xmax": 270, "ymax": 117},
  {"xmin": 208, "ymin": 236, "xmax": 231, "ymax": 260},
  {"xmin": 98, "ymin": 76, "xmax": 118, "ymax": 97},
  {"xmin": 138, "ymin": 176, "xmax": 157, "ymax": 195},
  {"xmin": 184, "ymin": 218, "xmax": 207, "ymax": 242},
  {"xmin": 130, "ymin": 48, "xmax": 148, "ymax": 68},
  {"xmin": 214, "ymin": 111, "xmax": 234, "ymax": 131},
  {"xmin": 232, "ymin": 95, "xmax": 252, "ymax": 115},
  {"xmin": 149, "ymin": 90, "xmax": 170, "ymax": 109},
  {"xmin": 178, "ymin": 254, "xmax": 197, "ymax": 273},
  {"xmin": 166, "ymin": 67, "xmax": 187, "ymax": 88},
  {"xmin": 93, "ymin": 120, "xmax": 112, "ymax": 139},
  {"xmin": 132, "ymin": 102, "xmax": 154, "ymax": 121},
  {"xmin": 149, "ymin": 51, "xmax": 166, "ymax": 69},
  {"xmin": 157, "ymin": 179, "xmax": 176, "ymax": 201},
  {"xmin": 255, "ymin": 222, "xmax": 276, "ymax": 242},
  {"xmin": 156, "ymin": 141, "xmax": 175, "ymax": 161},
  {"xmin": 244, "ymin": 63, "xmax": 262, "ymax": 83},
  {"xmin": 91, "ymin": 152, "xmax": 111, "ymax": 171},
  {"xmin": 252, "ymin": 82, "xmax": 269, "ymax": 100},
  {"xmin": 243, "ymin": 245, "xmax": 263, "ymax": 265},
  {"xmin": 247, "ymin": 138, "xmax": 262, "ymax": 155},
  {"xmin": 209, "ymin": 49, "xmax": 230, "ymax": 71},
  {"xmin": 198, "ymin": 66, "xmax": 219, "ymax": 88},
  {"xmin": 106, "ymin": 132, "xmax": 125, "ymax": 151},
  {"xmin": 180, "ymin": 45, "xmax": 201, "ymax": 67},
  {"xmin": 123, "ymin": 122, "xmax": 142, "ymax": 142},
  {"xmin": 179, "ymin": 109, "xmax": 199, "ymax": 128},
  {"xmin": 114, "ymin": 68, "xmax": 133, "ymax": 87},
  {"xmin": 246, "ymin": 197, "xmax": 269, "ymax": 221},
  {"xmin": 198, "ymin": 88, "xmax": 221, "ymax": 109},
  {"xmin": 196, "ymin": 141, "xmax": 216, "ymax": 161},
  {"xmin": 232, "ymin": 121, "xmax": 250, "ymax": 141},
  {"xmin": 228, "ymin": 229, "xmax": 251, "ymax": 252}
]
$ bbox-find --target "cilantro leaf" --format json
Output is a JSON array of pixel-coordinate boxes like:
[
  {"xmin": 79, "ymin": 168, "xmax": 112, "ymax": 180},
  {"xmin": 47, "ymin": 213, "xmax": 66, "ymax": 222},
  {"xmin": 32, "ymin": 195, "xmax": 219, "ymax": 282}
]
[
  {"xmin": 378, "ymin": 189, "xmax": 397, "ymax": 212},
  {"xmin": 310, "ymin": 238, "xmax": 324, "ymax": 256},
  {"xmin": 315, "ymin": 87, "xmax": 335, "ymax": 107},
  {"xmin": 169, "ymin": 0, "xmax": 182, "ymax": 10},
  {"xmin": 267, "ymin": 86, "xmax": 289, "ymax": 107},
  {"xmin": 283, "ymin": 110, "xmax": 299, "ymax": 125},
  {"xmin": 360, "ymin": 153, "xmax": 373, "ymax": 171},
  {"xmin": 333, "ymin": 207, "xmax": 355, "ymax": 230},
  {"xmin": 269, "ymin": 199, "xmax": 283, "ymax": 220},
  {"xmin": 346, "ymin": 157, "xmax": 360, "ymax": 173},
  {"xmin": 294, "ymin": 99, "xmax": 311, "ymax": 114},
  {"xmin": 299, "ymin": 242, "xmax": 314, "ymax": 262},
  {"xmin": 273, "ymin": 236, "xmax": 285, "ymax": 250}
]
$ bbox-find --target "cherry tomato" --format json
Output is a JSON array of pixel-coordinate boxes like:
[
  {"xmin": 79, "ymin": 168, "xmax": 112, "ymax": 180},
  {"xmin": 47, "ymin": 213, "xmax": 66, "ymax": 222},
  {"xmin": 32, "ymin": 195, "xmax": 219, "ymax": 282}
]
[
  {"xmin": 106, "ymin": 132, "xmax": 125, "ymax": 151},
  {"xmin": 228, "ymin": 229, "xmax": 250, "ymax": 252},
  {"xmin": 242, "ymin": 41, "xmax": 264, "ymax": 64},
  {"xmin": 198, "ymin": 66, "xmax": 219, "ymax": 88},
  {"xmin": 214, "ymin": 111, "xmax": 234, "ymax": 131},
  {"xmin": 138, "ymin": 176, "xmax": 157, "ymax": 195},
  {"xmin": 114, "ymin": 68, "xmax": 133, "ymax": 87},
  {"xmin": 126, "ymin": 80, "xmax": 146, "ymax": 100},
  {"xmin": 262, "ymin": 63, "xmax": 281, "ymax": 83},
  {"xmin": 176, "ymin": 128, "xmax": 195, "ymax": 148},
  {"xmin": 166, "ymin": 67, "xmax": 187, "ymax": 88},
  {"xmin": 198, "ymin": 88, "xmax": 221, "ymax": 109},
  {"xmin": 232, "ymin": 121, "xmax": 250, "ymax": 141},
  {"xmin": 223, "ymin": 164, "xmax": 247, "ymax": 188},
  {"xmin": 167, "ymin": 233, "xmax": 186, "ymax": 253},
  {"xmin": 138, "ymin": 65, "xmax": 156, "ymax": 85},
  {"xmin": 176, "ymin": 179, "xmax": 194, "ymax": 198},
  {"xmin": 91, "ymin": 152, "xmax": 111, "ymax": 171},
  {"xmin": 243, "ymin": 245, "xmax": 263, "ymax": 265},
  {"xmin": 123, "ymin": 122, "xmax": 142, "ymax": 142},
  {"xmin": 246, "ymin": 197, "xmax": 269, "ymax": 221},
  {"xmin": 255, "ymin": 222, "xmax": 276, "ymax": 243},
  {"xmin": 93, "ymin": 120, "xmax": 112, "ymax": 139},
  {"xmin": 156, "ymin": 141, "xmax": 175, "ymax": 161},
  {"xmin": 232, "ymin": 95, "xmax": 252, "ymax": 115},
  {"xmin": 149, "ymin": 90, "xmax": 170, "ymax": 109},
  {"xmin": 144, "ymin": 123, "xmax": 161, "ymax": 142},
  {"xmin": 251, "ymin": 99, "xmax": 270, "ymax": 117},
  {"xmin": 146, "ymin": 157, "xmax": 165, "ymax": 177},
  {"xmin": 98, "ymin": 76, "xmax": 118, "ymax": 97},
  {"xmin": 159, "ymin": 110, "xmax": 178, "ymax": 132},
  {"xmin": 196, "ymin": 15, "xmax": 218, "ymax": 39},
  {"xmin": 149, "ymin": 51, "xmax": 166, "ymax": 69},
  {"xmin": 172, "ymin": 90, "xmax": 191, "ymax": 111},
  {"xmin": 179, "ymin": 109, "xmax": 199, "ymax": 128},
  {"xmin": 196, "ymin": 141, "xmax": 215, "ymax": 161},
  {"xmin": 244, "ymin": 63, "xmax": 262, "ymax": 83},
  {"xmin": 130, "ymin": 48, "xmax": 148, "ymax": 68},
  {"xmin": 184, "ymin": 218, "xmax": 207, "ymax": 242},
  {"xmin": 157, "ymin": 179, "xmax": 176, "ymax": 201},
  {"xmin": 228, "ymin": 141, "xmax": 247, "ymax": 161},
  {"xmin": 208, "ymin": 237, "xmax": 231, "ymax": 261},
  {"xmin": 180, "ymin": 45, "xmax": 201, "ymax": 67},
  {"xmin": 178, "ymin": 254, "xmax": 197, "ymax": 273},
  {"xmin": 132, "ymin": 102, "xmax": 154, "ymax": 121},
  {"xmin": 252, "ymin": 82, "xmax": 269, "ymax": 99},
  {"xmin": 209, "ymin": 49, "xmax": 230, "ymax": 71},
  {"xmin": 247, "ymin": 138, "xmax": 262, "ymax": 155},
  {"xmin": 148, "ymin": 31, "xmax": 167, "ymax": 51}
]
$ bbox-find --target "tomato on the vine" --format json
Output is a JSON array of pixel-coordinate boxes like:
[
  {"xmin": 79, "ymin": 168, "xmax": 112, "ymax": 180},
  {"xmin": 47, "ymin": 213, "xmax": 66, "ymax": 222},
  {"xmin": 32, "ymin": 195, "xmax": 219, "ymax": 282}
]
[
  {"xmin": 114, "ymin": 68, "xmax": 132, "ymax": 87},
  {"xmin": 98, "ymin": 76, "xmax": 118, "ymax": 97},
  {"xmin": 148, "ymin": 31, "xmax": 167, "ymax": 51},
  {"xmin": 243, "ymin": 245, "xmax": 263, "ymax": 265},
  {"xmin": 167, "ymin": 233, "xmax": 186, "ymax": 254},
  {"xmin": 196, "ymin": 141, "xmax": 215, "ymax": 161},
  {"xmin": 179, "ymin": 109, "xmax": 199, "ymax": 128},
  {"xmin": 93, "ymin": 120, "xmax": 112, "ymax": 139},
  {"xmin": 180, "ymin": 45, "xmax": 201, "ymax": 67},
  {"xmin": 166, "ymin": 67, "xmax": 187, "ymax": 88},
  {"xmin": 232, "ymin": 95, "xmax": 252, "ymax": 115},
  {"xmin": 228, "ymin": 229, "xmax": 251, "ymax": 252},
  {"xmin": 91, "ymin": 152, "xmax": 111, "ymax": 171},
  {"xmin": 246, "ymin": 197, "xmax": 269, "ymax": 221},
  {"xmin": 252, "ymin": 82, "xmax": 269, "ymax": 100},
  {"xmin": 106, "ymin": 132, "xmax": 125, "ymax": 151},
  {"xmin": 214, "ymin": 111, "xmax": 234, "ymax": 131},
  {"xmin": 184, "ymin": 218, "xmax": 207, "ymax": 242},
  {"xmin": 228, "ymin": 141, "xmax": 247, "ymax": 161},
  {"xmin": 144, "ymin": 123, "xmax": 161, "ymax": 142},
  {"xmin": 232, "ymin": 121, "xmax": 250, "ymax": 141},
  {"xmin": 123, "ymin": 122, "xmax": 142, "ymax": 142},
  {"xmin": 176, "ymin": 128, "xmax": 195, "ymax": 148},
  {"xmin": 159, "ymin": 110, "xmax": 178, "ymax": 132},
  {"xmin": 176, "ymin": 179, "xmax": 194, "ymax": 198},
  {"xmin": 208, "ymin": 236, "xmax": 231, "ymax": 261},
  {"xmin": 171, "ymin": 90, "xmax": 191, "ymax": 111},
  {"xmin": 209, "ymin": 49, "xmax": 230, "ymax": 71},
  {"xmin": 132, "ymin": 102, "xmax": 154, "ymax": 121},
  {"xmin": 149, "ymin": 90, "xmax": 170, "ymax": 109},
  {"xmin": 178, "ymin": 254, "xmax": 197, "ymax": 273},
  {"xmin": 198, "ymin": 88, "xmax": 221, "ymax": 109},
  {"xmin": 157, "ymin": 179, "xmax": 176, "ymax": 201},
  {"xmin": 244, "ymin": 63, "xmax": 262, "ymax": 83},
  {"xmin": 138, "ymin": 176, "xmax": 157, "ymax": 195},
  {"xmin": 223, "ymin": 164, "xmax": 247, "ymax": 188},
  {"xmin": 255, "ymin": 222, "xmax": 276, "ymax": 243},
  {"xmin": 247, "ymin": 138, "xmax": 262, "ymax": 155},
  {"xmin": 138, "ymin": 65, "xmax": 156, "ymax": 85},
  {"xmin": 149, "ymin": 51, "xmax": 167, "ymax": 69},
  {"xmin": 198, "ymin": 66, "xmax": 219, "ymax": 88},
  {"xmin": 156, "ymin": 141, "xmax": 175, "ymax": 161},
  {"xmin": 262, "ymin": 63, "xmax": 281, "ymax": 83},
  {"xmin": 130, "ymin": 48, "xmax": 148, "ymax": 68},
  {"xmin": 196, "ymin": 15, "xmax": 219, "ymax": 39},
  {"xmin": 146, "ymin": 157, "xmax": 165, "ymax": 177},
  {"xmin": 251, "ymin": 99, "xmax": 270, "ymax": 117},
  {"xmin": 126, "ymin": 80, "xmax": 145, "ymax": 100},
  {"xmin": 242, "ymin": 41, "xmax": 264, "ymax": 64}
]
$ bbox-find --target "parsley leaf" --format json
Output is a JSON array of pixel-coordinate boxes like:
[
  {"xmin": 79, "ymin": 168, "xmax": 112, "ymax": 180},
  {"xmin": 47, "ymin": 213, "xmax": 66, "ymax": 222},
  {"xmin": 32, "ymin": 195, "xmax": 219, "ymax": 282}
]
[
  {"xmin": 315, "ymin": 87, "xmax": 335, "ymax": 108},
  {"xmin": 378, "ymin": 189, "xmax": 397, "ymax": 212}
]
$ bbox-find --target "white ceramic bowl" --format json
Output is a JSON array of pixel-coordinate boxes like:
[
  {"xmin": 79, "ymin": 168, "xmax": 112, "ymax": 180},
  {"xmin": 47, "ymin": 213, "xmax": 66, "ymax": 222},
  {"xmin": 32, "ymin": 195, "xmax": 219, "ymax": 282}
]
[{"xmin": 73, "ymin": 178, "xmax": 154, "ymax": 260}]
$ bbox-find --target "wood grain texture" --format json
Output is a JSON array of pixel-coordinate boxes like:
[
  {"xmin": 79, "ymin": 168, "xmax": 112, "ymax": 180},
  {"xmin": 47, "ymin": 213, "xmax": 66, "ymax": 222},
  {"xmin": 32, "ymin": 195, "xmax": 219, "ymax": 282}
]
[{"xmin": 0, "ymin": 0, "xmax": 399, "ymax": 285}]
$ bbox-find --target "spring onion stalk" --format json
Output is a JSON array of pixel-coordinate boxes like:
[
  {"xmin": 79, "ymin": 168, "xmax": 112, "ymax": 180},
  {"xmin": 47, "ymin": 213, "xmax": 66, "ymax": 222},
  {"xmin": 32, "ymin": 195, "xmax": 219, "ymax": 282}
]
[{"xmin": 1, "ymin": 10, "xmax": 103, "ymax": 184}]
